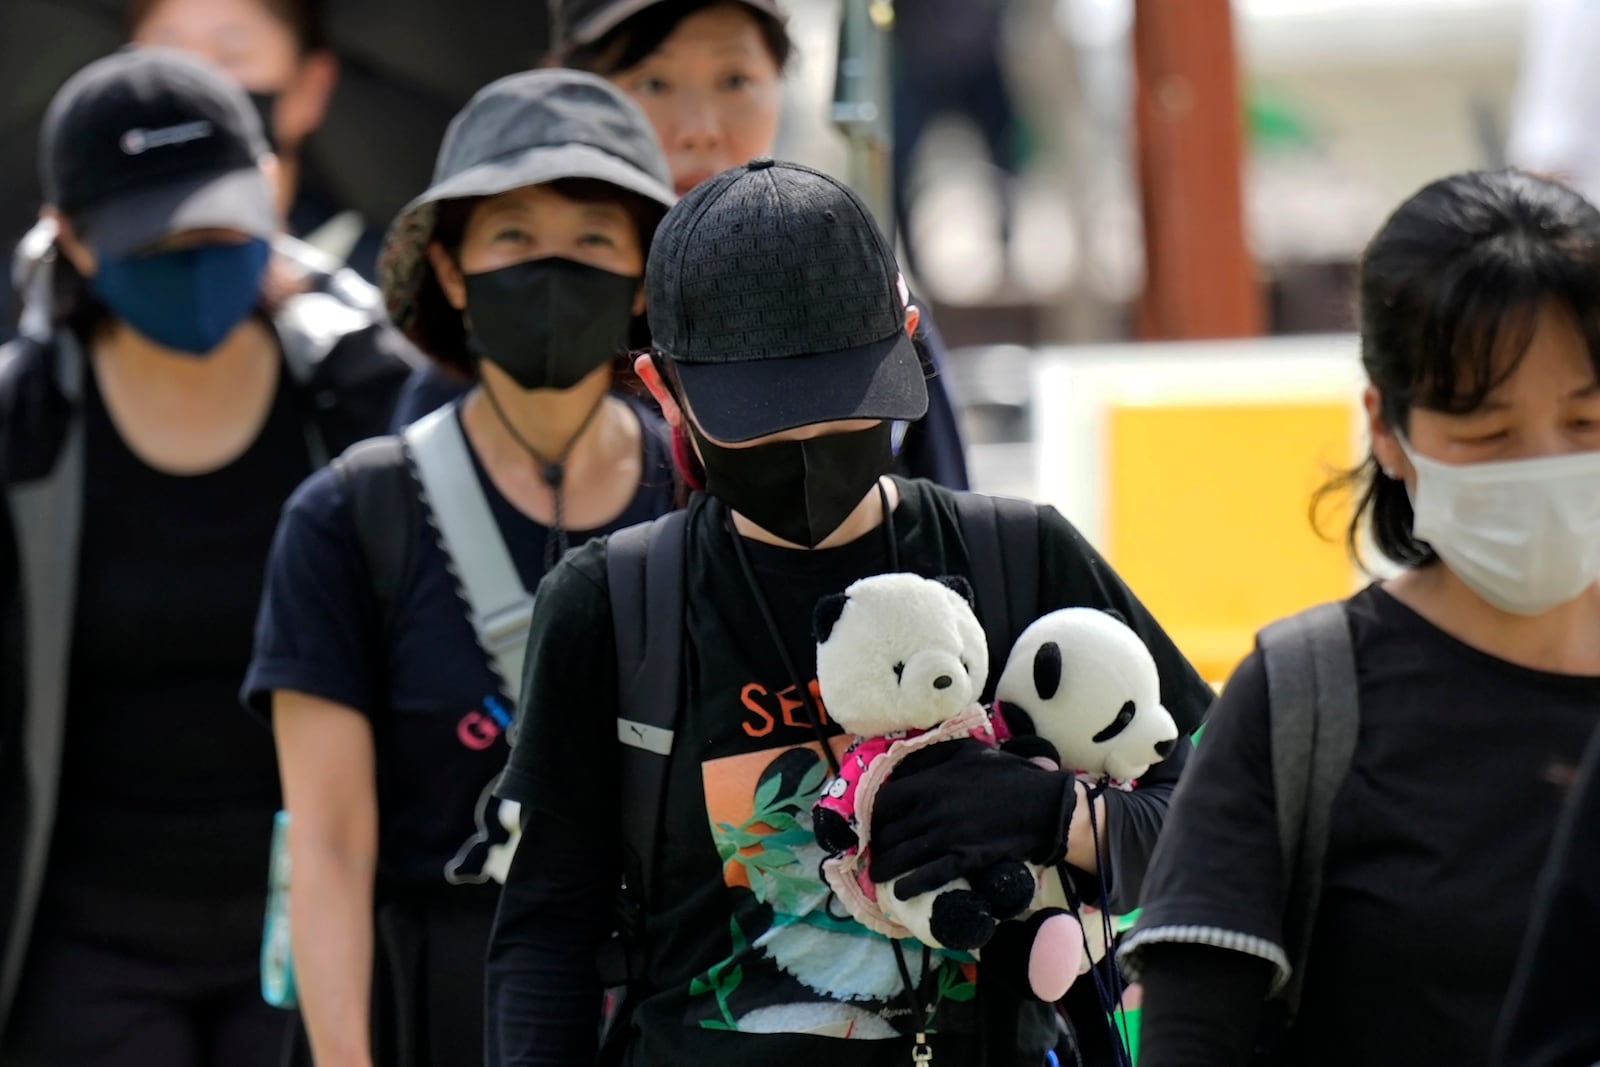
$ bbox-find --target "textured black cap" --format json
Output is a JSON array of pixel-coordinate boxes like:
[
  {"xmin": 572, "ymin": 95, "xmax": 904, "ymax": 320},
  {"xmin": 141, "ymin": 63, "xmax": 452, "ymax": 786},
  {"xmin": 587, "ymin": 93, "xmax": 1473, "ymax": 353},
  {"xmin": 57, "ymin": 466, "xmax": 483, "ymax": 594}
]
[
  {"xmin": 646, "ymin": 159, "xmax": 927, "ymax": 442},
  {"xmin": 380, "ymin": 69, "xmax": 675, "ymax": 331},
  {"xmin": 40, "ymin": 47, "xmax": 274, "ymax": 256}
]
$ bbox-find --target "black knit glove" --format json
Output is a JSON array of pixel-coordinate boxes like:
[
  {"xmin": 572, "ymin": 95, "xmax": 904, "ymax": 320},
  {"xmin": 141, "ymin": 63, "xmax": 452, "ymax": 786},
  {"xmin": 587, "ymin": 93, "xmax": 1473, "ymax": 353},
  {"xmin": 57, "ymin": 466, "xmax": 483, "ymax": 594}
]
[{"xmin": 868, "ymin": 741, "xmax": 1076, "ymax": 901}]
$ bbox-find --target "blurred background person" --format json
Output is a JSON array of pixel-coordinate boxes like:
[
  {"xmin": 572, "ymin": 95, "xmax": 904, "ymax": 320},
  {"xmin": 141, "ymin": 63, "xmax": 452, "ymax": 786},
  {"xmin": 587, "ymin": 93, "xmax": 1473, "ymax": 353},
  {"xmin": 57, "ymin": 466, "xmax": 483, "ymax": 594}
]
[
  {"xmin": 0, "ymin": 47, "xmax": 412, "ymax": 1066},
  {"xmin": 126, "ymin": 0, "xmax": 373, "ymax": 275}
]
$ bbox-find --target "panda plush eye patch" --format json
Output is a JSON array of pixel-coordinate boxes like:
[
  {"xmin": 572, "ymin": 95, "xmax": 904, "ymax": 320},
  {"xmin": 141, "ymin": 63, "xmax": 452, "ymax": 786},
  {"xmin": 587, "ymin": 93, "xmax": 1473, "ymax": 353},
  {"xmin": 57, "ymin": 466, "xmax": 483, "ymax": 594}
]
[
  {"xmin": 1092, "ymin": 701, "xmax": 1138, "ymax": 743},
  {"xmin": 1032, "ymin": 642, "xmax": 1063, "ymax": 700}
]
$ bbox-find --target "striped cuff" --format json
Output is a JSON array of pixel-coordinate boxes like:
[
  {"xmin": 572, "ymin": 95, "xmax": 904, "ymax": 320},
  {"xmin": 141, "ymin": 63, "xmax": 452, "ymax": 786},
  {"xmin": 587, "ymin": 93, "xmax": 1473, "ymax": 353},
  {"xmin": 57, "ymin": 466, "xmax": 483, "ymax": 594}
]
[{"xmin": 1118, "ymin": 924, "xmax": 1292, "ymax": 995}]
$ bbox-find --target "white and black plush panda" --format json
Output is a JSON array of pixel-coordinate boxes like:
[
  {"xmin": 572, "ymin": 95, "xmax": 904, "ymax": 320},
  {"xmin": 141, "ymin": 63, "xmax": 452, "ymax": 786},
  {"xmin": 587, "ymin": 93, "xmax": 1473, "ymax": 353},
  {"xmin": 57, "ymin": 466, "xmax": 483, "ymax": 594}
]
[{"xmin": 994, "ymin": 607, "xmax": 1180, "ymax": 788}]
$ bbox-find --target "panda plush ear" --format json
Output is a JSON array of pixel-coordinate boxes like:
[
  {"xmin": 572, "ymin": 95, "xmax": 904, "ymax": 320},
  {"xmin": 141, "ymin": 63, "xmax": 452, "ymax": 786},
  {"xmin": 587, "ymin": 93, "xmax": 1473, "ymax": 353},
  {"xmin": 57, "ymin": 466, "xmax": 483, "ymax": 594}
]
[
  {"xmin": 935, "ymin": 575, "xmax": 976, "ymax": 607},
  {"xmin": 814, "ymin": 593, "xmax": 851, "ymax": 643},
  {"xmin": 1101, "ymin": 608, "xmax": 1130, "ymax": 627}
]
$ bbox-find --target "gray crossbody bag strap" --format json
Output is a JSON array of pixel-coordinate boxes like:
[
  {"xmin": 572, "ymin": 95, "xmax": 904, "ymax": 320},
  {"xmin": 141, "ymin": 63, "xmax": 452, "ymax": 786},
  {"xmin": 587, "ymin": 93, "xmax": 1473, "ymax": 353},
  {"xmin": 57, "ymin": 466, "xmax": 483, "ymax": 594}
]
[
  {"xmin": 402, "ymin": 406, "xmax": 534, "ymax": 699},
  {"xmin": 1259, "ymin": 600, "xmax": 1360, "ymax": 1017}
]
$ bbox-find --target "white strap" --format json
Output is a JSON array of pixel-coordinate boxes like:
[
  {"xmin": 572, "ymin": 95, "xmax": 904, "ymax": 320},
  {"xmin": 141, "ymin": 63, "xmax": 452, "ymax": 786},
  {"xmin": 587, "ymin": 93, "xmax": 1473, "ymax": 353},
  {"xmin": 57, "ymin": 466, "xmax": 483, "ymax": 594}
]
[{"xmin": 402, "ymin": 406, "xmax": 534, "ymax": 698}]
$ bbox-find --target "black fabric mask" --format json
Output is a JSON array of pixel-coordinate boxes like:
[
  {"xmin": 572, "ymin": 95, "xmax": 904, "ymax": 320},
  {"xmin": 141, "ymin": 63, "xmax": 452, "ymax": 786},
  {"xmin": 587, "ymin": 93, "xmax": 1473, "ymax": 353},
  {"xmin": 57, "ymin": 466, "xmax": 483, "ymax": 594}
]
[
  {"xmin": 690, "ymin": 420, "xmax": 896, "ymax": 547},
  {"xmin": 464, "ymin": 257, "xmax": 640, "ymax": 391},
  {"xmin": 248, "ymin": 92, "xmax": 280, "ymax": 152}
]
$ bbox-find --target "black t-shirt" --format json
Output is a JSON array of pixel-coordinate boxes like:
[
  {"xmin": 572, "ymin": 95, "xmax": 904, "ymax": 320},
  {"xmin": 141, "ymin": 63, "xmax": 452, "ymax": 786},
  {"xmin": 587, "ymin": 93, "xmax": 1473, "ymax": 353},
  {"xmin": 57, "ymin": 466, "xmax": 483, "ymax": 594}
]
[
  {"xmin": 494, "ymin": 480, "xmax": 1214, "ymax": 1067},
  {"xmin": 51, "ymin": 361, "xmax": 312, "ymax": 900},
  {"xmin": 244, "ymin": 398, "xmax": 674, "ymax": 892},
  {"xmin": 1128, "ymin": 584, "xmax": 1600, "ymax": 1067}
]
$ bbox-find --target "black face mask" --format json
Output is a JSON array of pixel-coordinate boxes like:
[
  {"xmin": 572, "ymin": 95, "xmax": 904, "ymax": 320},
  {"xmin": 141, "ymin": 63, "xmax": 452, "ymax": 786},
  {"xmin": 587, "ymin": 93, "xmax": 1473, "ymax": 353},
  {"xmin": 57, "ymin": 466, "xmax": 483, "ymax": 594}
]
[
  {"xmin": 248, "ymin": 91, "xmax": 280, "ymax": 152},
  {"xmin": 690, "ymin": 420, "xmax": 896, "ymax": 548},
  {"xmin": 463, "ymin": 257, "xmax": 640, "ymax": 391}
]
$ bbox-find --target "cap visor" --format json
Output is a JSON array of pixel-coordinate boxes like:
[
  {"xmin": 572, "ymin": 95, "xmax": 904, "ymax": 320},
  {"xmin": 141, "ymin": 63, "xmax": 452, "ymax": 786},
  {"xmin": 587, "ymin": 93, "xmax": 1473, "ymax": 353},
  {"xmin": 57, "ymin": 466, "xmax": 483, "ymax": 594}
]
[
  {"xmin": 410, "ymin": 142, "xmax": 676, "ymax": 216},
  {"xmin": 674, "ymin": 330, "xmax": 928, "ymax": 444},
  {"xmin": 78, "ymin": 167, "xmax": 276, "ymax": 258},
  {"xmin": 571, "ymin": 0, "xmax": 783, "ymax": 43}
]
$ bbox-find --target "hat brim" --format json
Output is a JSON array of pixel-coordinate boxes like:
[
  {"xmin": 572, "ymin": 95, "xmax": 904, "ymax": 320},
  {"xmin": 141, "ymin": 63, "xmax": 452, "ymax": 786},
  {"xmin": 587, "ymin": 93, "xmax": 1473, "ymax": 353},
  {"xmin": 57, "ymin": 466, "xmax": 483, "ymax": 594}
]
[
  {"xmin": 380, "ymin": 142, "xmax": 676, "ymax": 328},
  {"xmin": 77, "ymin": 167, "xmax": 276, "ymax": 258},
  {"xmin": 673, "ymin": 329, "xmax": 928, "ymax": 444},
  {"xmin": 570, "ymin": 0, "xmax": 784, "ymax": 44}
]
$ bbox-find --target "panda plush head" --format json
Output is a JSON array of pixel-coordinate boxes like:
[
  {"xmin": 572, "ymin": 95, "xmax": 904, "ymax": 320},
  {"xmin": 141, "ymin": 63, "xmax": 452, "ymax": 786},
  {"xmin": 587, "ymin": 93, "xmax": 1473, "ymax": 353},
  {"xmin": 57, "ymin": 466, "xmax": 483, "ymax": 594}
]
[
  {"xmin": 813, "ymin": 573, "xmax": 989, "ymax": 737},
  {"xmin": 995, "ymin": 608, "xmax": 1179, "ymax": 783}
]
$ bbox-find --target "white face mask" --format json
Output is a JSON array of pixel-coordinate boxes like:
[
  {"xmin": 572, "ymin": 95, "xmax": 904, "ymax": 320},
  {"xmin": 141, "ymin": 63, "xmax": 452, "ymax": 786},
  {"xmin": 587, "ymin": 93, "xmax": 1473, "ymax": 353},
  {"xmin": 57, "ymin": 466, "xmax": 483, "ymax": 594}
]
[{"xmin": 1399, "ymin": 436, "xmax": 1600, "ymax": 615}]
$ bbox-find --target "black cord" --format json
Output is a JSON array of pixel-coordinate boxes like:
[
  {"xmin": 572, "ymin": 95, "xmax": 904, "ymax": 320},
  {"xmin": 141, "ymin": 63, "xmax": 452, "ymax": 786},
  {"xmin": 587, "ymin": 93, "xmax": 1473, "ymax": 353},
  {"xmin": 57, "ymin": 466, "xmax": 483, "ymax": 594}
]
[
  {"xmin": 1056, "ymin": 781, "xmax": 1133, "ymax": 1067},
  {"xmin": 725, "ymin": 478, "xmax": 936, "ymax": 1047},
  {"xmin": 722, "ymin": 479, "xmax": 898, "ymax": 780},
  {"xmin": 480, "ymin": 379, "xmax": 608, "ymax": 569}
]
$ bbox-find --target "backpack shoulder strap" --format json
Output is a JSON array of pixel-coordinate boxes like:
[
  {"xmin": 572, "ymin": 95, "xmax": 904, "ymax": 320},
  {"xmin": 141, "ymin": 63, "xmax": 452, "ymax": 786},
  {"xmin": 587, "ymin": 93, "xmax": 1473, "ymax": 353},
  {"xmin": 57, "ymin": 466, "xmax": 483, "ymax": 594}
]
[
  {"xmin": 402, "ymin": 406, "xmax": 533, "ymax": 700},
  {"xmin": 607, "ymin": 509, "xmax": 690, "ymax": 920},
  {"xmin": 330, "ymin": 435, "xmax": 418, "ymax": 636},
  {"xmin": 952, "ymin": 491, "xmax": 1042, "ymax": 700},
  {"xmin": 1258, "ymin": 600, "xmax": 1359, "ymax": 1013}
]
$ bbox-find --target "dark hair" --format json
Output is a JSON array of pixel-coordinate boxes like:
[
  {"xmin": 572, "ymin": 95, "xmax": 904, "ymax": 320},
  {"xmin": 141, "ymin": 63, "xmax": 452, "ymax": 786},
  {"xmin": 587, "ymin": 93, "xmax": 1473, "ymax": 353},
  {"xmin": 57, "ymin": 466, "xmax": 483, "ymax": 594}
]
[
  {"xmin": 1314, "ymin": 168, "xmax": 1600, "ymax": 568},
  {"xmin": 558, "ymin": 0, "xmax": 792, "ymax": 76},
  {"xmin": 126, "ymin": 0, "xmax": 330, "ymax": 54},
  {"xmin": 405, "ymin": 178, "xmax": 666, "ymax": 380}
]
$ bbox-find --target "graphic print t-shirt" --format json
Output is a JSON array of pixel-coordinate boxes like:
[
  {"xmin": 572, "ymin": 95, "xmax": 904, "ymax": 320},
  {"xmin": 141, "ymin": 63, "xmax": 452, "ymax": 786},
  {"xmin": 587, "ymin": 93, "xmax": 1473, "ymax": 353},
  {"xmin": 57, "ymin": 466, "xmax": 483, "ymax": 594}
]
[
  {"xmin": 498, "ymin": 480, "xmax": 1215, "ymax": 1067},
  {"xmin": 244, "ymin": 398, "xmax": 673, "ymax": 890}
]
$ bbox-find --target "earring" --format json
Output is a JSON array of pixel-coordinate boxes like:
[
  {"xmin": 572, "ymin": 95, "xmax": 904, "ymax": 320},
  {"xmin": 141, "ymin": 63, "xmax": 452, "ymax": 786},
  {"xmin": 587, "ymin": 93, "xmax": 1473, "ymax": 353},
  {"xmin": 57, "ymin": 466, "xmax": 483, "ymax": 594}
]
[{"xmin": 1382, "ymin": 466, "xmax": 1398, "ymax": 479}]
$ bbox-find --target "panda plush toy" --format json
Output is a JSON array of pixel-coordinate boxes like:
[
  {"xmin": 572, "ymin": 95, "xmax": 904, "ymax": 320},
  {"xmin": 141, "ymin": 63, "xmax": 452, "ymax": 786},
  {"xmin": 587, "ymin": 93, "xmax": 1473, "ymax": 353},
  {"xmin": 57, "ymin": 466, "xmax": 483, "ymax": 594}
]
[
  {"xmin": 994, "ymin": 607, "xmax": 1180, "ymax": 786},
  {"xmin": 810, "ymin": 572, "xmax": 1083, "ymax": 1002},
  {"xmin": 991, "ymin": 607, "xmax": 1181, "ymax": 969}
]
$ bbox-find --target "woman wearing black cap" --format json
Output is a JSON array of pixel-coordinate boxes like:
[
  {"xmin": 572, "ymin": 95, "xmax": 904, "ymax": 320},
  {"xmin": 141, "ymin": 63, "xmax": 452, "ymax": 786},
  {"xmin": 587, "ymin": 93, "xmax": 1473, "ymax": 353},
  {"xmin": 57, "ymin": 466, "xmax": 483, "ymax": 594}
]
[
  {"xmin": 243, "ymin": 69, "xmax": 678, "ymax": 1067},
  {"xmin": 0, "ymin": 48, "xmax": 412, "ymax": 1067},
  {"xmin": 487, "ymin": 159, "xmax": 1213, "ymax": 1067}
]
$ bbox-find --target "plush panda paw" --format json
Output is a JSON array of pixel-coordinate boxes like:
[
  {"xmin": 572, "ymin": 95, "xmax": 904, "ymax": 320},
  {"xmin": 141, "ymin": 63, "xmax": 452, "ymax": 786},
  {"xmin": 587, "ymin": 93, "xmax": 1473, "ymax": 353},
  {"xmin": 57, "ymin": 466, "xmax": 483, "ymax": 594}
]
[
  {"xmin": 974, "ymin": 859, "xmax": 1036, "ymax": 920},
  {"xmin": 929, "ymin": 889, "xmax": 996, "ymax": 950}
]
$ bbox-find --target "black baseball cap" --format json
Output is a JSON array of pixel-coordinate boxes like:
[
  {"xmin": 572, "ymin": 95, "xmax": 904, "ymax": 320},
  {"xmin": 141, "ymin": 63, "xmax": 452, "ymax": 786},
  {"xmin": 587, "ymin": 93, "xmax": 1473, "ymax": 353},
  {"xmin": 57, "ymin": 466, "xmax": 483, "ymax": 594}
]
[
  {"xmin": 557, "ymin": 0, "xmax": 785, "ymax": 46},
  {"xmin": 379, "ymin": 69, "xmax": 676, "ymax": 331},
  {"xmin": 40, "ymin": 47, "xmax": 275, "ymax": 258},
  {"xmin": 646, "ymin": 158, "xmax": 927, "ymax": 443}
]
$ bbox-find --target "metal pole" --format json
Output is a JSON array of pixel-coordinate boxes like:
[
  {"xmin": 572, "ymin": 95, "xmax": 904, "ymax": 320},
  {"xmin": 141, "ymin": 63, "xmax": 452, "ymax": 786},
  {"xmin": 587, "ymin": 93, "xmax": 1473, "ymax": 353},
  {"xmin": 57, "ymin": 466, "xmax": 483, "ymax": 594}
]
[{"xmin": 832, "ymin": 0, "xmax": 896, "ymax": 239}]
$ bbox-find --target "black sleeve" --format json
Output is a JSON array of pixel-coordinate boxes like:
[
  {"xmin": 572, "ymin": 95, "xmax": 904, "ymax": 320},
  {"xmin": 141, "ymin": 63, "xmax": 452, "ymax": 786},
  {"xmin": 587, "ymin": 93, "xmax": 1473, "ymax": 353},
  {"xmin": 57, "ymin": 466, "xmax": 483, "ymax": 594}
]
[
  {"xmin": 1076, "ymin": 735, "xmax": 1190, "ymax": 912},
  {"xmin": 241, "ymin": 467, "xmax": 385, "ymax": 719},
  {"xmin": 1036, "ymin": 505, "xmax": 1215, "ymax": 737},
  {"xmin": 1493, "ymin": 721, "xmax": 1600, "ymax": 1067},
  {"xmin": 895, "ymin": 308, "xmax": 971, "ymax": 491},
  {"xmin": 487, "ymin": 543, "xmax": 620, "ymax": 1067},
  {"xmin": 1120, "ymin": 649, "xmax": 1290, "ymax": 989},
  {"xmin": 1136, "ymin": 943, "xmax": 1274, "ymax": 1067},
  {"xmin": 1034, "ymin": 505, "xmax": 1216, "ymax": 909}
]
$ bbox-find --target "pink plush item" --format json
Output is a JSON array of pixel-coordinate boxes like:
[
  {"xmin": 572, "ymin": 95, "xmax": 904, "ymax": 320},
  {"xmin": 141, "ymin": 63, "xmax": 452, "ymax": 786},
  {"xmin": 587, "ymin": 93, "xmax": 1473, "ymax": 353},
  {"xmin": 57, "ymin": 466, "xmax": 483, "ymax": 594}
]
[
  {"xmin": 1028, "ymin": 912, "xmax": 1086, "ymax": 1001},
  {"xmin": 821, "ymin": 704, "xmax": 996, "ymax": 939}
]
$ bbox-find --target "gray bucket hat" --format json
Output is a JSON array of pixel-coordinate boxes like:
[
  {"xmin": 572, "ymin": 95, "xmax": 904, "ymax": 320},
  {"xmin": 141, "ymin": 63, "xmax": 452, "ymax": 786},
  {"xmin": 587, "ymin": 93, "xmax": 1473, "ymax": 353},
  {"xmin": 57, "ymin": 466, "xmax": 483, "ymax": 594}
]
[{"xmin": 378, "ymin": 68, "xmax": 675, "ymax": 331}]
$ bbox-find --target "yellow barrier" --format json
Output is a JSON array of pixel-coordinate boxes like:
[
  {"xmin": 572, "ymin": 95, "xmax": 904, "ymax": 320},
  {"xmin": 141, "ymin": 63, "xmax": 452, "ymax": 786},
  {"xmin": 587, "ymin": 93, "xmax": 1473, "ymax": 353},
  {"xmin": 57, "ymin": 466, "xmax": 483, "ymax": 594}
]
[{"xmin": 1032, "ymin": 336, "xmax": 1369, "ymax": 684}]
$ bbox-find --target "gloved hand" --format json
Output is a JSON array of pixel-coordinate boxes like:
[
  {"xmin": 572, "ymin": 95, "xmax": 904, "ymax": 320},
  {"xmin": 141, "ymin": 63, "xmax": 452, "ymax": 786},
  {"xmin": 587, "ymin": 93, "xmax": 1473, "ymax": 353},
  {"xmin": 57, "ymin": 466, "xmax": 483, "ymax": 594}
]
[{"xmin": 868, "ymin": 742, "xmax": 1076, "ymax": 902}]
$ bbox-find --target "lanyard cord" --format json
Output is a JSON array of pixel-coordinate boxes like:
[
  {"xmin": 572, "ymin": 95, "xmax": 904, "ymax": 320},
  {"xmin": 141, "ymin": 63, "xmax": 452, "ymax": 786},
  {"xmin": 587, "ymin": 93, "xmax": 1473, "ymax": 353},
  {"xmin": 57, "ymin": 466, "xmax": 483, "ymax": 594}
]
[
  {"xmin": 723, "ymin": 478, "xmax": 898, "ymax": 780},
  {"xmin": 1056, "ymin": 780, "xmax": 1133, "ymax": 1067},
  {"xmin": 725, "ymin": 479, "xmax": 937, "ymax": 1053},
  {"xmin": 480, "ymin": 379, "xmax": 609, "ymax": 570}
]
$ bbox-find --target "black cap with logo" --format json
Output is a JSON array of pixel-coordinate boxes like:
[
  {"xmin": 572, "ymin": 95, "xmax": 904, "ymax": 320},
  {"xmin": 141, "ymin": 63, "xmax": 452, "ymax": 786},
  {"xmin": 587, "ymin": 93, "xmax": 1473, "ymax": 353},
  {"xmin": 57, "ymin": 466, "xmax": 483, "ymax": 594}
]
[
  {"xmin": 40, "ymin": 46, "xmax": 276, "ymax": 258},
  {"xmin": 645, "ymin": 158, "xmax": 928, "ymax": 443}
]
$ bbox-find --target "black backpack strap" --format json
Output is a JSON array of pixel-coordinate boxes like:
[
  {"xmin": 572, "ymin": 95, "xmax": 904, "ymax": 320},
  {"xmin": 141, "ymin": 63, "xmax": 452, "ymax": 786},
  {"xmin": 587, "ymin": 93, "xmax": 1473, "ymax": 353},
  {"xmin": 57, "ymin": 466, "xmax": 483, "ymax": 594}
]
[
  {"xmin": 605, "ymin": 509, "xmax": 689, "ymax": 940},
  {"xmin": 330, "ymin": 436, "xmax": 420, "ymax": 636},
  {"xmin": 952, "ymin": 491, "xmax": 1042, "ymax": 700},
  {"xmin": 1258, "ymin": 600, "xmax": 1359, "ymax": 1017}
]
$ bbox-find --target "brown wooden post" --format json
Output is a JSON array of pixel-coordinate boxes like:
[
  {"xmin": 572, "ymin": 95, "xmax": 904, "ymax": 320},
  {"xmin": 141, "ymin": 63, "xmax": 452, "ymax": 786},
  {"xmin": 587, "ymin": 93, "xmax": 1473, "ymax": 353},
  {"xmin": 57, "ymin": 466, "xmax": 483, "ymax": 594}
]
[{"xmin": 1133, "ymin": 0, "xmax": 1263, "ymax": 340}]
